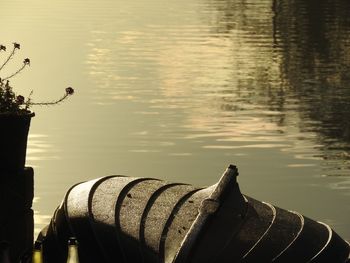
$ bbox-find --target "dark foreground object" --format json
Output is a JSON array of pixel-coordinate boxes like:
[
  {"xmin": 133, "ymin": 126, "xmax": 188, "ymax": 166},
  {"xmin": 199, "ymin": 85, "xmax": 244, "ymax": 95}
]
[
  {"xmin": 40, "ymin": 165, "xmax": 350, "ymax": 263},
  {"xmin": 0, "ymin": 167, "xmax": 34, "ymax": 262}
]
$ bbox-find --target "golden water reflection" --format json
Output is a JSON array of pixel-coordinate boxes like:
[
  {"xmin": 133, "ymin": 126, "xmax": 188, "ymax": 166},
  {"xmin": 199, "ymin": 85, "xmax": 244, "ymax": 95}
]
[
  {"xmin": 27, "ymin": 134, "xmax": 59, "ymax": 163},
  {"xmin": 3, "ymin": 0, "xmax": 350, "ymax": 240}
]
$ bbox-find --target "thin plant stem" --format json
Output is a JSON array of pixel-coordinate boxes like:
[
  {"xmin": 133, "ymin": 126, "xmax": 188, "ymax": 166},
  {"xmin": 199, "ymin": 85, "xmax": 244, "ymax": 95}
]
[
  {"xmin": 31, "ymin": 93, "xmax": 70, "ymax": 106},
  {"xmin": 1, "ymin": 42, "xmax": 74, "ymax": 113},
  {"xmin": 3, "ymin": 63, "xmax": 27, "ymax": 80},
  {"xmin": 0, "ymin": 46, "xmax": 16, "ymax": 71}
]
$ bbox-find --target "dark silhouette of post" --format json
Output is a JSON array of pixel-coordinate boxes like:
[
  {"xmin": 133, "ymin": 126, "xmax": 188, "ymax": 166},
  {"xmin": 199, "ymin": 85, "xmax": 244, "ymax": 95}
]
[{"xmin": 0, "ymin": 164, "xmax": 34, "ymax": 261}]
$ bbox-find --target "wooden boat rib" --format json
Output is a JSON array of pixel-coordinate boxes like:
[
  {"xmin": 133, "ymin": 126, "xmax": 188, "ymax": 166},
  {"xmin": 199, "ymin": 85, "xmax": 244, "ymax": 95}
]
[{"xmin": 39, "ymin": 165, "xmax": 350, "ymax": 263}]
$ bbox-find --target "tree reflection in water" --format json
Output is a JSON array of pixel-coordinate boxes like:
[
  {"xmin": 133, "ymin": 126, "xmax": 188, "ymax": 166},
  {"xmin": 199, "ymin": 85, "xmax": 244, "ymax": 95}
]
[
  {"xmin": 205, "ymin": 0, "xmax": 350, "ymax": 176},
  {"xmin": 273, "ymin": 0, "xmax": 350, "ymax": 176}
]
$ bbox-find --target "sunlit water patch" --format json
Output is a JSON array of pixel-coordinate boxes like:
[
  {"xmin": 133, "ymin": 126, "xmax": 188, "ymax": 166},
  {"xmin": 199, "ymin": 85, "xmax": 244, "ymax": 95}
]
[{"xmin": 2, "ymin": 0, "xmax": 350, "ymax": 240}]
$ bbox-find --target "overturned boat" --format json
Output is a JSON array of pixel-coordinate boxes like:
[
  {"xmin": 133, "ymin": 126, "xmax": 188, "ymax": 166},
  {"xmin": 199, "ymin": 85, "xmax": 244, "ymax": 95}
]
[{"xmin": 39, "ymin": 165, "xmax": 350, "ymax": 262}]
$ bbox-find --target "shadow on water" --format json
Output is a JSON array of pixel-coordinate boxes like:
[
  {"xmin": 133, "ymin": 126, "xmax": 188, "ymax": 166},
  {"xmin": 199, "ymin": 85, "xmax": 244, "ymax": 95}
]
[{"xmin": 206, "ymin": 0, "xmax": 350, "ymax": 177}]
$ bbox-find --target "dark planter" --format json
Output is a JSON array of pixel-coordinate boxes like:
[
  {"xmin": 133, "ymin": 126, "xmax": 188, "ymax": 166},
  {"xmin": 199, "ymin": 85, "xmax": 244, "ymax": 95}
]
[{"xmin": 0, "ymin": 113, "xmax": 35, "ymax": 172}]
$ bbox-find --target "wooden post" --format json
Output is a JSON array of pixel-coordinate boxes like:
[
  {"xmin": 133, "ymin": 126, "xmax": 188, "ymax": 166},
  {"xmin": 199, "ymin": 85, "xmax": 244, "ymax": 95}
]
[{"xmin": 0, "ymin": 167, "xmax": 34, "ymax": 262}]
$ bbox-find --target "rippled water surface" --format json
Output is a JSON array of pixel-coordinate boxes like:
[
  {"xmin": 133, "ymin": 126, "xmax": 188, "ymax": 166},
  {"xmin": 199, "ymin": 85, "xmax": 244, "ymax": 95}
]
[{"xmin": 2, "ymin": 0, "xmax": 350, "ymax": 239}]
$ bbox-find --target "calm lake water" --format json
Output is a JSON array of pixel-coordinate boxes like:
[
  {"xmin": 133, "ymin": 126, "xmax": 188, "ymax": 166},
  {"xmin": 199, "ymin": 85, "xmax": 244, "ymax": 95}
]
[{"xmin": 2, "ymin": 0, "xmax": 350, "ymax": 240}]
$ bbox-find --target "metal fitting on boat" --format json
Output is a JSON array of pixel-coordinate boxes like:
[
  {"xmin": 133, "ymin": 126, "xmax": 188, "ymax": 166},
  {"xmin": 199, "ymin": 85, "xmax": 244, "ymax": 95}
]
[{"xmin": 39, "ymin": 165, "xmax": 350, "ymax": 263}]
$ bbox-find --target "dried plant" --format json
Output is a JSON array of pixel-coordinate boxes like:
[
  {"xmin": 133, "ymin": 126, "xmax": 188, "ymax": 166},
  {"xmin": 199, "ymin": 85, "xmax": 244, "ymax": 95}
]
[{"xmin": 0, "ymin": 42, "xmax": 74, "ymax": 115}]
